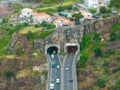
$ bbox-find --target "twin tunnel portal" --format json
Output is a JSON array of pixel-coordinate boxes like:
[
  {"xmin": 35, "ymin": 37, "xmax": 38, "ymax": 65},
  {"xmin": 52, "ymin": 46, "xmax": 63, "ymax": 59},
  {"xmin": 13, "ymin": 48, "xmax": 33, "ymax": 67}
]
[
  {"xmin": 47, "ymin": 44, "xmax": 79, "ymax": 55},
  {"xmin": 46, "ymin": 43, "xmax": 79, "ymax": 90}
]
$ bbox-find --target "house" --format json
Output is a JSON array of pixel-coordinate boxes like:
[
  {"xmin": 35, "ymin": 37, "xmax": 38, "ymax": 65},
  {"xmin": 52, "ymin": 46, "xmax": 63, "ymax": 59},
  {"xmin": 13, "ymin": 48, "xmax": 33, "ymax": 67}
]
[
  {"xmin": 1, "ymin": 0, "xmax": 22, "ymax": 3},
  {"xmin": 32, "ymin": 13, "xmax": 52, "ymax": 24},
  {"xmin": 85, "ymin": 0, "xmax": 99, "ymax": 8},
  {"xmin": 54, "ymin": 17, "xmax": 74, "ymax": 27},
  {"xmin": 59, "ymin": 11, "xmax": 72, "ymax": 18},
  {"xmin": 80, "ymin": 10, "xmax": 93, "ymax": 20},
  {"xmin": 20, "ymin": 8, "xmax": 33, "ymax": 18}
]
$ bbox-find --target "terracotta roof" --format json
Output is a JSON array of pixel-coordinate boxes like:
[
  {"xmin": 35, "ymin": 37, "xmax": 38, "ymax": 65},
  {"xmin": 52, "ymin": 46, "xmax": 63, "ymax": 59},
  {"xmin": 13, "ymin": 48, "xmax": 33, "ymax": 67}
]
[
  {"xmin": 54, "ymin": 17, "xmax": 69, "ymax": 22},
  {"xmin": 33, "ymin": 13, "xmax": 50, "ymax": 17},
  {"xmin": 62, "ymin": 21, "xmax": 74, "ymax": 25}
]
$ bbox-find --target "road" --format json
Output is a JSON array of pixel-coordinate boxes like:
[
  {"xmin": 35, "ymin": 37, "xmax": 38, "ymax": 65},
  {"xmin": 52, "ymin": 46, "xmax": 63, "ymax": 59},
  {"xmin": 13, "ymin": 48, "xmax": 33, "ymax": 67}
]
[
  {"xmin": 63, "ymin": 53, "xmax": 75, "ymax": 90},
  {"xmin": 48, "ymin": 54, "xmax": 61, "ymax": 90}
]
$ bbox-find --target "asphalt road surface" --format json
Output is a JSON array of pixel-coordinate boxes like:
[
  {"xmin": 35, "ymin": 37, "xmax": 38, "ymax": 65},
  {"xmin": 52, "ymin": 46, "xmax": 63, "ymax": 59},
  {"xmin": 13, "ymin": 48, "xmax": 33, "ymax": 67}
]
[
  {"xmin": 49, "ymin": 54, "xmax": 61, "ymax": 90},
  {"xmin": 63, "ymin": 53, "xmax": 75, "ymax": 90}
]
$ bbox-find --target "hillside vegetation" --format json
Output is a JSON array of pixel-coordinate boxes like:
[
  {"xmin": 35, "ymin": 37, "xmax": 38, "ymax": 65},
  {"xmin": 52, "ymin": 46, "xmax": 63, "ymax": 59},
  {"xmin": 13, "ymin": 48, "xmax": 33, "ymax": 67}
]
[{"xmin": 77, "ymin": 22, "xmax": 120, "ymax": 90}]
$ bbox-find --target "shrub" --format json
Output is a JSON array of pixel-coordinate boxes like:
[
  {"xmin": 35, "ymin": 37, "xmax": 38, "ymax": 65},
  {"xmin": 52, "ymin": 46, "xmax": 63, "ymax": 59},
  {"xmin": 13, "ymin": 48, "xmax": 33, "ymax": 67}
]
[
  {"xmin": 57, "ymin": 6, "xmax": 64, "ymax": 12},
  {"xmin": 40, "ymin": 21, "xmax": 56, "ymax": 29},
  {"xmin": 115, "ymin": 80, "xmax": 120, "ymax": 88},
  {"xmin": 103, "ymin": 68, "xmax": 110, "ymax": 75},
  {"xmin": 89, "ymin": 8, "xmax": 97, "ymax": 14},
  {"xmin": 100, "ymin": 6, "xmax": 106, "ymax": 14},
  {"xmin": 96, "ymin": 78, "xmax": 106, "ymax": 88},
  {"xmin": 93, "ymin": 33, "xmax": 100, "ymax": 42},
  {"xmin": 94, "ymin": 47, "xmax": 102, "ymax": 58},
  {"xmin": 3, "ymin": 69, "xmax": 15, "ymax": 80},
  {"xmin": 110, "ymin": 32, "xmax": 117, "ymax": 41},
  {"xmin": 77, "ymin": 54, "xmax": 88, "ymax": 68},
  {"xmin": 106, "ymin": 49, "xmax": 115, "ymax": 55},
  {"xmin": 102, "ymin": 61, "xmax": 109, "ymax": 67}
]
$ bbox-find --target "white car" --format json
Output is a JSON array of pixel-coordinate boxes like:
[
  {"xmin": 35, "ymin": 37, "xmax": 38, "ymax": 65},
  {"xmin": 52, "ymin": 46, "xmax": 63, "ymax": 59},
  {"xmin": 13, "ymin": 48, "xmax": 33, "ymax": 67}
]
[
  {"xmin": 51, "ymin": 54, "xmax": 54, "ymax": 58},
  {"xmin": 56, "ymin": 65, "xmax": 60, "ymax": 69},
  {"xmin": 56, "ymin": 78, "xmax": 60, "ymax": 84},
  {"xmin": 50, "ymin": 83, "xmax": 54, "ymax": 89},
  {"xmin": 65, "ymin": 67, "xmax": 69, "ymax": 71}
]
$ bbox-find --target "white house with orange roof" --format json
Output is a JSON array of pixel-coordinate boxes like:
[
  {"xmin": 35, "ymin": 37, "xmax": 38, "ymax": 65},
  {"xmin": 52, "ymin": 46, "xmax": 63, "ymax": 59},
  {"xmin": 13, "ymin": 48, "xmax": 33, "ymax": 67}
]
[
  {"xmin": 32, "ymin": 13, "xmax": 52, "ymax": 24},
  {"xmin": 20, "ymin": 8, "xmax": 33, "ymax": 18},
  {"xmin": 54, "ymin": 17, "xmax": 74, "ymax": 27},
  {"xmin": 80, "ymin": 10, "xmax": 93, "ymax": 20}
]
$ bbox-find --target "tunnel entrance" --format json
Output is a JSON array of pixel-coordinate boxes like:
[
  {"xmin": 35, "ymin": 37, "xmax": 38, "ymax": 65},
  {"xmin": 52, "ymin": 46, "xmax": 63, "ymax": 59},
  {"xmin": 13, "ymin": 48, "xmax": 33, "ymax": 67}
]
[
  {"xmin": 67, "ymin": 46, "xmax": 78, "ymax": 53},
  {"xmin": 47, "ymin": 46, "xmax": 58, "ymax": 55}
]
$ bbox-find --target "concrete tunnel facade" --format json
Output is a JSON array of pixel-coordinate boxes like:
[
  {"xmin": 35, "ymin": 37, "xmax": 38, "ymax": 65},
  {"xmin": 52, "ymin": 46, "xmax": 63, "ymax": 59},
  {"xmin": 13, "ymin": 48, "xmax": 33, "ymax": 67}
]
[
  {"xmin": 64, "ymin": 43, "xmax": 79, "ymax": 53},
  {"xmin": 45, "ymin": 44, "xmax": 60, "ymax": 55}
]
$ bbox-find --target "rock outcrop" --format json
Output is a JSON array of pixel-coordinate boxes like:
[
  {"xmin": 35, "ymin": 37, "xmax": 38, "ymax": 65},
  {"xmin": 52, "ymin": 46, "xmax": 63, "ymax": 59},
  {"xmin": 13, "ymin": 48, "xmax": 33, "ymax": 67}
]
[{"xmin": 9, "ymin": 32, "xmax": 32, "ymax": 55}]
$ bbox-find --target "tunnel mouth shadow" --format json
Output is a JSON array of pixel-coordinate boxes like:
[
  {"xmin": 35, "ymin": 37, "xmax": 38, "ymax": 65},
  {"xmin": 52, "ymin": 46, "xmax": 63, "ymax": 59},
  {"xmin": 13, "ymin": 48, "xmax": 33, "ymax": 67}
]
[
  {"xmin": 66, "ymin": 46, "xmax": 78, "ymax": 54},
  {"xmin": 47, "ymin": 46, "xmax": 58, "ymax": 55}
]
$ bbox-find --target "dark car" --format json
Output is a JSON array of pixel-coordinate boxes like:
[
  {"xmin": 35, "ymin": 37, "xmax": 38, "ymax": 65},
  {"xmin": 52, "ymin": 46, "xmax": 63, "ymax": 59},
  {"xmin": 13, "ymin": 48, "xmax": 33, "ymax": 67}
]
[
  {"xmin": 69, "ymin": 78, "xmax": 73, "ymax": 82},
  {"xmin": 51, "ymin": 63, "xmax": 56, "ymax": 68}
]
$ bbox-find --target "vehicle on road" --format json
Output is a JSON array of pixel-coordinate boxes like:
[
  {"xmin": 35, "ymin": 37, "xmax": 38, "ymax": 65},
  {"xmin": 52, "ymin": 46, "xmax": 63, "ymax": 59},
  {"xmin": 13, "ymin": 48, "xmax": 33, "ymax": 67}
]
[
  {"xmin": 51, "ymin": 63, "xmax": 56, "ymax": 68},
  {"xmin": 50, "ymin": 83, "xmax": 54, "ymax": 89},
  {"xmin": 53, "ymin": 50, "xmax": 56, "ymax": 54},
  {"xmin": 51, "ymin": 54, "xmax": 54, "ymax": 58},
  {"xmin": 69, "ymin": 78, "xmax": 73, "ymax": 82},
  {"xmin": 56, "ymin": 78, "xmax": 60, "ymax": 84},
  {"xmin": 56, "ymin": 65, "xmax": 60, "ymax": 69},
  {"xmin": 65, "ymin": 67, "xmax": 69, "ymax": 71}
]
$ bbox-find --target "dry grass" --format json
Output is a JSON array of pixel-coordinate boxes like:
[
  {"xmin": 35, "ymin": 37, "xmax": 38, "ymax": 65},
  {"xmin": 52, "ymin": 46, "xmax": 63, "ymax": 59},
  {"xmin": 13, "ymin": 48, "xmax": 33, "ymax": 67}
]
[{"xmin": 19, "ymin": 26, "xmax": 42, "ymax": 34}]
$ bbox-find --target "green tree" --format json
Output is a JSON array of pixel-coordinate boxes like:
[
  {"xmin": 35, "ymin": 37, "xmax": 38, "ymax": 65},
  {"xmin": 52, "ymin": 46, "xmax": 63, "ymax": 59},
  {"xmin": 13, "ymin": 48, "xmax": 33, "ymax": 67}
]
[
  {"xmin": 100, "ymin": 6, "xmax": 106, "ymax": 14},
  {"xmin": 106, "ymin": 8, "xmax": 112, "ymax": 13},
  {"xmin": 57, "ymin": 6, "xmax": 63, "ymax": 12},
  {"xmin": 72, "ymin": 12, "xmax": 83, "ymax": 25},
  {"xmin": 89, "ymin": 8, "xmax": 96, "ymax": 14},
  {"xmin": 110, "ymin": 0, "xmax": 120, "ymax": 9},
  {"xmin": 3, "ymin": 69, "xmax": 15, "ymax": 80}
]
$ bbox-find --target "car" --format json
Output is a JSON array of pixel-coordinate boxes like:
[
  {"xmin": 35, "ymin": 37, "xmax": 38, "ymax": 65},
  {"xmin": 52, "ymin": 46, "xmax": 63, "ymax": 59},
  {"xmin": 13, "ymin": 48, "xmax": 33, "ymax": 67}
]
[
  {"xmin": 69, "ymin": 78, "xmax": 73, "ymax": 82},
  {"xmin": 56, "ymin": 78, "xmax": 60, "ymax": 84},
  {"xmin": 56, "ymin": 65, "xmax": 60, "ymax": 69},
  {"xmin": 53, "ymin": 50, "xmax": 56, "ymax": 54},
  {"xmin": 65, "ymin": 67, "xmax": 69, "ymax": 71},
  {"xmin": 51, "ymin": 54, "xmax": 54, "ymax": 58},
  {"xmin": 51, "ymin": 63, "xmax": 56, "ymax": 68},
  {"xmin": 51, "ymin": 78, "xmax": 55, "ymax": 82},
  {"xmin": 50, "ymin": 83, "xmax": 54, "ymax": 89}
]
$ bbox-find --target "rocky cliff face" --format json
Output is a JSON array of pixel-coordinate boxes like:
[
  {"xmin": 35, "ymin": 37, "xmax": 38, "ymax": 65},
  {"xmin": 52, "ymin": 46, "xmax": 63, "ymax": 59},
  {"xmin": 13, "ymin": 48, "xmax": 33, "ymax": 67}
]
[{"xmin": 9, "ymin": 32, "xmax": 32, "ymax": 55}]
